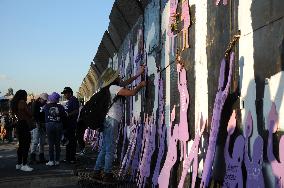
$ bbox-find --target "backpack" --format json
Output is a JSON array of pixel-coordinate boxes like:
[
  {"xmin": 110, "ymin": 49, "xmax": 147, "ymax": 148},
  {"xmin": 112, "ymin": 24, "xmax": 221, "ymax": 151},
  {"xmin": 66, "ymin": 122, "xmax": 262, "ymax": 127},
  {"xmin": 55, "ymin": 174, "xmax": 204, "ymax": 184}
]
[{"xmin": 79, "ymin": 86, "xmax": 112, "ymax": 131}]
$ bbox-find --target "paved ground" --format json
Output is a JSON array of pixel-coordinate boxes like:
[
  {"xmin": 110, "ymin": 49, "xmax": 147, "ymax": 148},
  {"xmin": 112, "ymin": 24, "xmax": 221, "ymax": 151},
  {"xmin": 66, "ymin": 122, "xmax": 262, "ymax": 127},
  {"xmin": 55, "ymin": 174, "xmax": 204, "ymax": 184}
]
[{"xmin": 0, "ymin": 141, "xmax": 81, "ymax": 188}]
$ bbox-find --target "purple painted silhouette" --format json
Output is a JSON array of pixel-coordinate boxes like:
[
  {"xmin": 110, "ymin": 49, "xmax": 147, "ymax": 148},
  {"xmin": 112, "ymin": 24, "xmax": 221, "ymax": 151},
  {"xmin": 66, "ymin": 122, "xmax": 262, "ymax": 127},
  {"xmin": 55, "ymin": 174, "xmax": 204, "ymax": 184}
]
[
  {"xmin": 244, "ymin": 111, "xmax": 264, "ymax": 188},
  {"xmin": 181, "ymin": 0, "xmax": 191, "ymax": 50},
  {"xmin": 135, "ymin": 29, "xmax": 144, "ymax": 86},
  {"xmin": 168, "ymin": 0, "xmax": 178, "ymax": 53},
  {"xmin": 158, "ymin": 106, "xmax": 179, "ymax": 188},
  {"xmin": 177, "ymin": 63, "xmax": 190, "ymax": 161},
  {"xmin": 119, "ymin": 117, "xmax": 137, "ymax": 179},
  {"xmin": 216, "ymin": 0, "xmax": 228, "ymax": 6},
  {"xmin": 178, "ymin": 113, "xmax": 206, "ymax": 188},
  {"xmin": 152, "ymin": 78, "xmax": 166, "ymax": 186},
  {"xmin": 223, "ymin": 110, "xmax": 244, "ymax": 188},
  {"xmin": 267, "ymin": 102, "xmax": 284, "ymax": 188},
  {"xmin": 120, "ymin": 124, "xmax": 128, "ymax": 163},
  {"xmin": 168, "ymin": 0, "xmax": 178, "ymax": 37},
  {"xmin": 138, "ymin": 115, "xmax": 156, "ymax": 188},
  {"xmin": 201, "ymin": 52, "xmax": 235, "ymax": 187},
  {"xmin": 131, "ymin": 121, "xmax": 144, "ymax": 181}
]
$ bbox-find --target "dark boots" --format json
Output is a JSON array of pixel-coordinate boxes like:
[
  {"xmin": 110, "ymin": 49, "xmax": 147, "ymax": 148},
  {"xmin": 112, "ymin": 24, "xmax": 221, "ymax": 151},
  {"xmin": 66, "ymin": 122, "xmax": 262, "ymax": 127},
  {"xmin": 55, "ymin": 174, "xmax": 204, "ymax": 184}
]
[{"xmin": 39, "ymin": 153, "xmax": 47, "ymax": 163}]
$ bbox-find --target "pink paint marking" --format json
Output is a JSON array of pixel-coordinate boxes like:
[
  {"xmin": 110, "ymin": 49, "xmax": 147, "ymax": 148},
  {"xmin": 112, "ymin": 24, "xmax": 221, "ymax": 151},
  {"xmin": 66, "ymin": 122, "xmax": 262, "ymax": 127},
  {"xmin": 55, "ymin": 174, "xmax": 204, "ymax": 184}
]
[
  {"xmin": 178, "ymin": 113, "xmax": 206, "ymax": 188},
  {"xmin": 177, "ymin": 63, "xmax": 190, "ymax": 161},
  {"xmin": 201, "ymin": 52, "xmax": 235, "ymax": 187},
  {"xmin": 158, "ymin": 106, "xmax": 179, "ymax": 188},
  {"xmin": 223, "ymin": 111, "xmax": 245, "ymax": 188},
  {"xmin": 244, "ymin": 111, "xmax": 264, "ymax": 188},
  {"xmin": 267, "ymin": 102, "xmax": 284, "ymax": 188}
]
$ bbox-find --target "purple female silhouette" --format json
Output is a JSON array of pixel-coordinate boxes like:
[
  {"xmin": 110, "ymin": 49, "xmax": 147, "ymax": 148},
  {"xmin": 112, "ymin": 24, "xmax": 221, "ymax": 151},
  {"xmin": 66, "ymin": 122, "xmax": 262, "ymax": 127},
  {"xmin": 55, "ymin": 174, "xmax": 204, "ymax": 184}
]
[
  {"xmin": 267, "ymin": 102, "xmax": 284, "ymax": 188},
  {"xmin": 178, "ymin": 113, "xmax": 206, "ymax": 188},
  {"xmin": 152, "ymin": 78, "xmax": 167, "ymax": 186},
  {"xmin": 119, "ymin": 117, "xmax": 137, "ymax": 179},
  {"xmin": 223, "ymin": 110, "xmax": 244, "ymax": 188},
  {"xmin": 201, "ymin": 52, "xmax": 235, "ymax": 187},
  {"xmin": 177, "ymin": 63, "xmax": 190, "ymax": 161},
  {"xmin": 244, "ymin": 111, "xmax": 264, "ymax": 188},
  {"xmin": 158, "ymin": 106, "xmax": 179, "ymax": 188},
  {"xmin": 168, "ymin": 0, "xmax": 178, "ymax": 53},
  {"xmin": 131, "ymin": 120, "xmax": 144, "ymax": 181},
  {"xmin": 181, "ymin": 0, "xmax": 191, "ymax": 50},
  {"xmin": 168, "ymin": 0, "xmax": 178, "ymax": 38},
  {"xmin": 138, "ymin": 115, "xmax": 156, "ymax": 188},
  {"xmin": 135, "ymin": 29, "xmax": 144, "ymax": 86}
]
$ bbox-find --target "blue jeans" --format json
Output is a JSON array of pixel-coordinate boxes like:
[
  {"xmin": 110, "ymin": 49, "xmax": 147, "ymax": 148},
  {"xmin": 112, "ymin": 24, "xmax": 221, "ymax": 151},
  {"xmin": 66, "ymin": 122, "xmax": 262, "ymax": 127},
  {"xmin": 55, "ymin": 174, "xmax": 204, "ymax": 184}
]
[
  {"xmin": 95, "ymin": 116, "xmax": 119, "ymax": 173},
  {"xmin": 31, "ymin": 123, "xmax": 46, "ymax": 154},
  {"xmin": 46, "ymin": 122, "xmax": 62, "ymax": 161}
]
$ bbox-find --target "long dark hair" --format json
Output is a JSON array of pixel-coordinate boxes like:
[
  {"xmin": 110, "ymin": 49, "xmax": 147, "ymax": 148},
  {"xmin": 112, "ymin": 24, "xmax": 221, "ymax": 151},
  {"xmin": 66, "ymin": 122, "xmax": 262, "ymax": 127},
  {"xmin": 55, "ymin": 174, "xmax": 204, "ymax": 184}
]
[{"xmin": 10, "ymin": 90, "xmax": 27, "ymax": 114}]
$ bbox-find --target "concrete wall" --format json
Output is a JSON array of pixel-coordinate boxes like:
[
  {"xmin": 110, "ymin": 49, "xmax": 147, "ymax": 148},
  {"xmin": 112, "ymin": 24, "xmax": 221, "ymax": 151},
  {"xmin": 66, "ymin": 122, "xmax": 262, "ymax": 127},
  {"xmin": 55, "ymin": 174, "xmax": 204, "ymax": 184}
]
[{"xmin": 81, "ymin": 0, "xmax": 284, "ymax": 187}]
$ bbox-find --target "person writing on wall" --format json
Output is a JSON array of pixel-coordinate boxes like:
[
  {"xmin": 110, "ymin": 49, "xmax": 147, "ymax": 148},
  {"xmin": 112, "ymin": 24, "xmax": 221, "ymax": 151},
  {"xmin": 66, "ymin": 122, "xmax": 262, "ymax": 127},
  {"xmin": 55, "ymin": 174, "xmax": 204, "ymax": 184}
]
[{"xmin": 93, "ymin": 65, "xmax": 146, "ymax": 182}]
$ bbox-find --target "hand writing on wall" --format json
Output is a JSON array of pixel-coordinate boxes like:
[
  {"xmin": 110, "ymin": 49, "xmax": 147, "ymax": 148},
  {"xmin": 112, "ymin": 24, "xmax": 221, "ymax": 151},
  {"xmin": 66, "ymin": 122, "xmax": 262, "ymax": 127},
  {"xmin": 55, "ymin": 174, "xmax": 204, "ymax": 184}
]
[{"xmin": 223, "ymin": 110, "xmax": 244, "ymax": 188}]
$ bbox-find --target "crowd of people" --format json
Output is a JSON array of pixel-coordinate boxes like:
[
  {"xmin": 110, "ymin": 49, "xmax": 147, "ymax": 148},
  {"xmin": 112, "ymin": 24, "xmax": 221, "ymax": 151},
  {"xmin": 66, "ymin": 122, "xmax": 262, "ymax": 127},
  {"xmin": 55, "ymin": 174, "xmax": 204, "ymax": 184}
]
[
  {"xmin": 1, "ymin": 65, "xmax": 146, "ymax": 183},
  {"xmin": 5, "ymin": 86, "xmax": 86, "ymax": 172}
]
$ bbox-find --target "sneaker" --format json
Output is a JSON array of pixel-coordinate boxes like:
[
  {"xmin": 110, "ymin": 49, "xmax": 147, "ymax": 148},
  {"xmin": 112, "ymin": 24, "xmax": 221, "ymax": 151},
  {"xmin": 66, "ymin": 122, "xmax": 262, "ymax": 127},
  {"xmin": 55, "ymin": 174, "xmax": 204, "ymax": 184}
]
[
  {"xmin": 16, "ymin": 164, "xmax": 22, "ymax": 170},
  {"xmin": 20, "ymin": 165, "xmax": 33, "ymax": 172},
  {"xmin": 46, "ymin": 161, "xmax": 55, "ymax": 166},
  {"xmin": 54, "ymin": 161, "xmax": 60, "ymax": 166}
]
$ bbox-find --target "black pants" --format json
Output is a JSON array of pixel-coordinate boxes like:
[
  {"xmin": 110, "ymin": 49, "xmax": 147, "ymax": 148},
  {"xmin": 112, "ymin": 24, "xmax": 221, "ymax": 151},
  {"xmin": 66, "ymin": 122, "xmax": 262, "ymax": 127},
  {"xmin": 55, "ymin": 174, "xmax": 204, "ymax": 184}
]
[
  {"xmin": 16, "ymin": 121, "xmax": 31, "ymax": 165},
  {"xmin": 76, "ymin": 120, "xmax": 86, "ymax": 151},
  {"xmin": 65, "ymin": 128, "xmax": 76, "ymax": 161}
]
